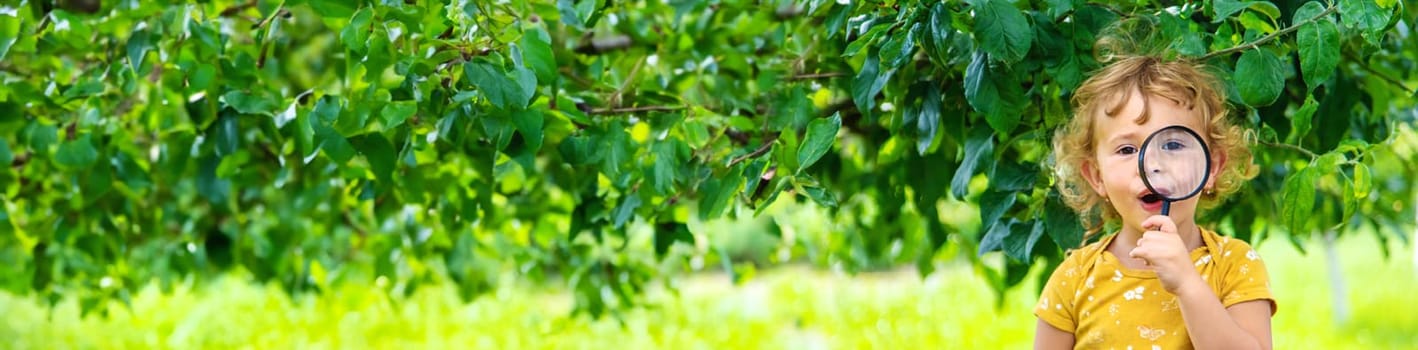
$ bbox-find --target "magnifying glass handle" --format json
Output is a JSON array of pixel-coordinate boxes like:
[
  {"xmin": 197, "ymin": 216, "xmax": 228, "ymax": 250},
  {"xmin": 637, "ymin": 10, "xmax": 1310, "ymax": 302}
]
[{"xmin": 1161, "ymin": 201, "xmax": 1171, "ymax": 216}]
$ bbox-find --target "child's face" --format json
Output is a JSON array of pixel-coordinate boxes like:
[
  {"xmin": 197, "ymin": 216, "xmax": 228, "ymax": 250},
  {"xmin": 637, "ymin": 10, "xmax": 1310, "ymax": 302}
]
[{"xmin": 1084, "ymin": 90, "xmax": 1221, "ymax": 233}]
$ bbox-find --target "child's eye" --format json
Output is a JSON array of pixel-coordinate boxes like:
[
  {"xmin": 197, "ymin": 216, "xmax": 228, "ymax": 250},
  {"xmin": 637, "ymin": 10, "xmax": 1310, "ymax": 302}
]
[
  {"xmin": 1116, "ymin": 146, "xmax": 1137, "ymax": 155},
  {"xmin": 1162, "ymin": 140, "xmax": 1186, "ymax": 151}
]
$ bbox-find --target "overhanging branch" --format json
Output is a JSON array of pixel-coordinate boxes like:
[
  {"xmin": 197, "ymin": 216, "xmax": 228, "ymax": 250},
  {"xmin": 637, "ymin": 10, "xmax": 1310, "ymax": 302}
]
[
  {"xmin": 1200, "ymin": 5, "xmax": 1338, "ymax": 61},
  {"xmin": 591, "ymin": 105, "xmax": 685, "ymax": 115}
]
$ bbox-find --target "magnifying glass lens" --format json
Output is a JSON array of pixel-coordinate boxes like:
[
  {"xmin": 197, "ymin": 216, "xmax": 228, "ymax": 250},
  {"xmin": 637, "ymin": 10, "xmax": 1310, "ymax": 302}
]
[{"xmin": 1139, "ymin": 126, "xmax": 1212, "ymax": 215}]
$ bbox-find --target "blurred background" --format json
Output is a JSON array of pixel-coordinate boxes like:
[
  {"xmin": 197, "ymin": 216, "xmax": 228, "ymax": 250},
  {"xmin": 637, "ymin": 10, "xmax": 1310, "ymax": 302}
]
[{"xmin": 3, "ymin": 199, "xmax": 1416, "ymax": 348}]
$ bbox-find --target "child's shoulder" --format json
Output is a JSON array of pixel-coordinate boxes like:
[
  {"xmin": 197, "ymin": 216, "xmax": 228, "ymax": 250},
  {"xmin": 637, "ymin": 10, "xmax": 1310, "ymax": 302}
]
[
  {"xmin": 1058, "ymin": 235, "xmax": 1113, "ymax": 267},
  {"xmin": 1204, "ymin": 228, "xmax": 1263, "ymax": 261}
]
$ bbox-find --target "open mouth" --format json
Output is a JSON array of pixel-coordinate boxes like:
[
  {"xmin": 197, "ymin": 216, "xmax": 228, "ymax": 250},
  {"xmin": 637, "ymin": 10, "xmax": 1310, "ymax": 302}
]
[{"xmin": 1140, "ymin": 193, "xmax": 1163, "ymax": 204}]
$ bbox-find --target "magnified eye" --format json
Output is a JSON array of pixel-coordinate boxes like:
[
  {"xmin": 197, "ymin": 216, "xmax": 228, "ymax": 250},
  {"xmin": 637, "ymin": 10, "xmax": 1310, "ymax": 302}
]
[{"xmin": 1162, "ymin": 140, "xmax": 1186, "ymax": 151}]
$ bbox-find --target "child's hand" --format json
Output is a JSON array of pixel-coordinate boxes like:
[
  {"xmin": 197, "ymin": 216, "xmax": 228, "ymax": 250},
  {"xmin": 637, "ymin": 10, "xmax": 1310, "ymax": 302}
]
[{"xmin": 1129, "ymin": 215, "xmax": 1203, "ymax": 295}]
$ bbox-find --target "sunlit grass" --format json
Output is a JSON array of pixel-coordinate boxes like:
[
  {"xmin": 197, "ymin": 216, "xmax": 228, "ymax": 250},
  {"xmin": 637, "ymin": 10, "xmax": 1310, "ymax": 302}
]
[{"xmin": 2, "ymin": 233, "xmax": 1414, "ymax": 349}]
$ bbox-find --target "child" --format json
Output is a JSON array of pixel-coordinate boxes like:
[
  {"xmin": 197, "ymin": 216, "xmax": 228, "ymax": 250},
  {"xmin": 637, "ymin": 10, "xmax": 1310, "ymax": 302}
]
[{"xmin": 1034, "ymin": 54, "xmax": 1275, "ymax": 349}]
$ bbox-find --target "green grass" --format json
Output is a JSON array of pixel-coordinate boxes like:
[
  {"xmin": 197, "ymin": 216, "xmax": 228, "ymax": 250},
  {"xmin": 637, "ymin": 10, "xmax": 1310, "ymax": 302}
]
[{"xmin": 2, "ymin": 233, "xmax": 1414, "ymax": 349}]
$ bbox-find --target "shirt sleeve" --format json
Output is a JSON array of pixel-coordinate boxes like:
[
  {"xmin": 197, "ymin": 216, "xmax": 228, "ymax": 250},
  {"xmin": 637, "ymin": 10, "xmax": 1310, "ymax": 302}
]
[
  {"xmin": 1035, "ymin": 254, "xmax": 1080, "ymax": 333},
  {"xmin": 1218, "ymin": 243, "xmax": 1277, "ymax": 316}
]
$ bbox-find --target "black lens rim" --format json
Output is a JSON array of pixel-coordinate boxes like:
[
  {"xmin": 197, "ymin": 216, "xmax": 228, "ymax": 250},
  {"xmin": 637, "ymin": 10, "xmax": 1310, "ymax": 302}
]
[{"xmin": 1138, "ymin": 125, "xmax": 1213, "ymax": 202}]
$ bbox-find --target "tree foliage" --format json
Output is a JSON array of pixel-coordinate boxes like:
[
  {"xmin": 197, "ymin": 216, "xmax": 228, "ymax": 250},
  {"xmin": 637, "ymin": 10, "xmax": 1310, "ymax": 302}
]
[{"xmin": 1, "ymin": 0, "xmax": 1415, "ymax": 317}]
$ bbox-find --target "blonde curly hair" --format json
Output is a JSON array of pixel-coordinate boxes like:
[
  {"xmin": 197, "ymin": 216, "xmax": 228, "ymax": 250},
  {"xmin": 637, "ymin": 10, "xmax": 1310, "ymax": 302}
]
[{"xmin": 1052, "ymin": 55, "xmax": 1258, "ymax": 244}]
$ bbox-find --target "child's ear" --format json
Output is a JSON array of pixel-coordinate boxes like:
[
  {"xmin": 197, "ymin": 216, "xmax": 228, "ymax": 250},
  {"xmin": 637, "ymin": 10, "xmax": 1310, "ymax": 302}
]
[
  {"xmin": 1081, "ymin": 159, "xmax": 1107, "ymax": 197},
  {"xmin": 1207, "ymin": 151, "xmax": 1227, "ymax": 190}
]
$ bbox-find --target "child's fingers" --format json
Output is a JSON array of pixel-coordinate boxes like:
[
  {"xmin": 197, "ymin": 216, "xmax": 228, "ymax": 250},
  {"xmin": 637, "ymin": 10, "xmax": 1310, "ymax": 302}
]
[
  {"xmin": 1128, "ymin": 247, "xmax": 1154, "ymax": 267},
  {"xmin": 1141, "ymin": 215, "xmax": 1178, "ymax": 234}
]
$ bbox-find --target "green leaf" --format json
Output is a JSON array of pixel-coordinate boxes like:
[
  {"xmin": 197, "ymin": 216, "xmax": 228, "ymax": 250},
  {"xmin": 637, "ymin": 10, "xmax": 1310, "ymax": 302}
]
[
  {"xmin": 1213, "ymin": 0, "xmax": 1257, "ymax": 22},
  {"xmin": 215, "ymin": 150, "xmax": 249, "ymax": 178},
  {"xmin": 1046, "ymin": 52, "xmax": 1086, "ymax": 94},
  {"xmin": 1340, "ymin": 0, "xmax": 1389, "ymax": 32},
  {"xmin": 649, "ymin": 140, "xmax": 686, "ymax": 195},
  {"xmin": 915, "ymin": 84, "xmax": 942, "ymax": 155},
  {"xmin": 355, "ymin": 135, "xmax": 398, "ymax": 183},
  {"xmin": 1044, "ymin": 191, "xmax": 1083, "ymax": 249},
  {"xmin": 340, "ymin": 8, "xmax": 373, "ymax": 54},
  {"xmin": 929, "ymin": 3, "xmax": 953, "ymax": 50},
  {"xmin": 310, "ymin": 0, "xmax": 358, "ymax": 19},
  {"xmin": 55, "ymin": 135, "xmax": 99, "ymax": 170},
  {"xmin": 979, "ymin": 189, "xmax": 1017, "ymax": 232},
  {"xmin": 558, "ymin": 0, "xmax": 594, "ymax": 28},
  {"xmin": 852, "ymin": 49, "xmax": 893, "ymax": 116},
  {"xmin": 380, "ymin": 101, "xmax": 416, "ymax": 131},
  {"xmin": 222, "ymin": 90, "xmax": 277, "ymax": 115},
  {"xmin": 196, "ymin": 156, "xmax": 229, "ymax": 204},
  {"xmin": 1342, "ymin": 176, "xmax": 1359, "ymax": 221},
  {"xmin": 612, "ymin": 194, "xmax": 641, "ymax": 229},
  {"xmin": 1314, "ymin": 152, "xmax": 1346, "ymax": 175},
  {"xmin": 28, "ymin": 124, "xmax": 58, "ymax": 154},
  {"xmin": 313, "ymin": 96, "xmax": 341, "ymax": 125},
  {"xmin": 989, "ymin": 160, "xmax": 1036, "ymax": 191},
  {"xmin": 978, "ymin": 218, "xmax": 1023, "ymax": 256},
  {"xmin": 1161, "ymin": 12, "xmax": 1206, "ymax": 57},
  {"xmin": 801, "ymin": 185, "xmax": 839, "ymax": 208},
  {"xmin": 951, "ymin": 127, "xmax": 994, "ymax": 199},
  {"xmin": 464, "ymin": 61, "xmax": 519, "ymax": 110},
  {"xmin": 974, "ymin": 0, "xmax": 1034, "ymax": 63},
  {"xmin": 879, "ymin": 23, "xmax": 919, "ymax": 69},
  {"xmin": 1031, "ymin": 0, "xmax": 1068, "ymax": 18},
  {"xmin": 511, "ymin": 108, "xmax": 545, "ymax": 151},
  {"xmin": 1353, "ymin": 163, "xmax": 1372, "ymax": 199},
  {"xmin": 212, "ymin": 113, "xmax": 239, "ymax": 157},
  {"xmin": 1281, "ymin": 167, "xmax": 1318, "ymax": 232},
  {"xmin": 521, "ymin": 27, "xmax": 557, "ymax": 82},
  {"xmin": 1287, "ymin": 95, "xmax": 1318, "ymax": 144},
  {"xmin": 1233, "ymin": 49, "xmax": 1284, "ymax": 107},
  {"xmin": 482, "ymin": 114, "xmax": 515, "ymax": 151},
  {"xmin": 1296, "ymin": 2, "xmax": 1340, "ymax": 92},
  {"xmin": 740, "ymin": 158, "xmax": 769, "ymax": 200},
  {"xmin": 314, "ymin": 124, "xmax": 355, "ymax": 164},
  {"xmin": 513, "ymin": 66, "xmax": 537, "ymax": 109},
  {"xmin": 81, "ymin": 155, "xmax": 114, "ymax": 203},
  {"xmin": 965, "ymin": 52, "xmax": 1024, "ymax": 134},
  {"xmin": 698, "ymin": 174, "xmax": 743, "ymax": 220},
  {"xmin": 0, "ymin": 14, "xmax": 19, "ymax": 61},
  {"xmin": 126, "ymin": 29, "xmax": 151, "ymax": 71},
  {"xmin": 559, "ymin": 133, "xmax": 604, "ymax": 166},
  {"xmin": 600, "ymin": 124, "xmax": 633, "ymax": 179},
  {"xmin": 796, "ymin": 113, "xmax": 841, "ymax": 174},
  {"xmin": 185, "ymin": 63, "xmax": 215, "ymax": 91},
  {"xmin": 653, "ymin": 222, "xmax": 694, "ymax": 259},
  {"xmin": 1002, "ymin": 220, "xmax": 1045, "ymax": 262}
]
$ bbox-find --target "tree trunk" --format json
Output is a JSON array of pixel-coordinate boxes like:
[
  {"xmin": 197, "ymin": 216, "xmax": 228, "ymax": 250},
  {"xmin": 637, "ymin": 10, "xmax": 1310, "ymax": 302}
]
[{"xmin": 1324, "ymin": 229, "xmax": 1349, "ymax": 324}]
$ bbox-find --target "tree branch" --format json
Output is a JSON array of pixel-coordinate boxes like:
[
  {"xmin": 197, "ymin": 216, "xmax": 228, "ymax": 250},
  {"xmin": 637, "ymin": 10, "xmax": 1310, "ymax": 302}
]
[
  {"xmin": 788, "ymin": 72, "xmax": 847, "ymax": 80},
  {"xmin": 1343, "ymin": 50, "xmax": 1416, "ymax": 95},
  {"xmin": 220, "ymin": 0, "xmax": 258, "ymax": 17},
  {"xmin": 252, "ymin": 8, "xmax": 289, "ymax": 31},
  {"xmin": 575, "ymin": 35, "xmax": 633, "ymax": 55},
  {"xmin": 609, "ymin": 57, "xmax": 645, "ymax": 108},
  {"xmin": 1200, "ymin": 5, "xmax": 1339, "ymax": 61},
  {"xmin": 1261, "ymin": 141, "xmax": 1319, "ymax": 160},
  {"xmin": 591, "ymin": 105, "xmax": 685, "ymax": 115},
  {"xmin": 728, "ymin": 137, "xmax": 779, "ymax": 168},
  {"xmin": 774, "ymin": 4, "xmax": 803, "ymax": 21}
]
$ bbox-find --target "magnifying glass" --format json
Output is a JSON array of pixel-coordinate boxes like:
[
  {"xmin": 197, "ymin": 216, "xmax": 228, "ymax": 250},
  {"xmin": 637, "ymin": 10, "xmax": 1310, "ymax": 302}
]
[{"xmin": 1138, "ymin": 125, "xmax": 1212, "ymax": 216}]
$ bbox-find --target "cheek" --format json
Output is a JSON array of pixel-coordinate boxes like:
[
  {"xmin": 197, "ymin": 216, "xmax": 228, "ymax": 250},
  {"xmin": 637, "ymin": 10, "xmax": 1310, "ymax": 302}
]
[{"xmin": 1098, "ymin": 157, "xmax": 1135, "ymax": 182}]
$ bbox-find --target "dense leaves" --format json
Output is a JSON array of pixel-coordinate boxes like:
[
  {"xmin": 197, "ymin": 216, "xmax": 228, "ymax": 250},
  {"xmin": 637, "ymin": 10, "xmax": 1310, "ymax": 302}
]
[{"xmin": 0, "ymin": 0, "xmax": 1415, "ymax": 318}]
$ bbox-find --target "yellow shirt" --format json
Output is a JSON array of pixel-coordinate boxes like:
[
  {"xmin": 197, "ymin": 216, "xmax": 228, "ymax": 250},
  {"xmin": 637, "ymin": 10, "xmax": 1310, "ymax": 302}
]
[{"xmin": 1034, "ymin": 228, "xmax": 1276, "ymax": 349}]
